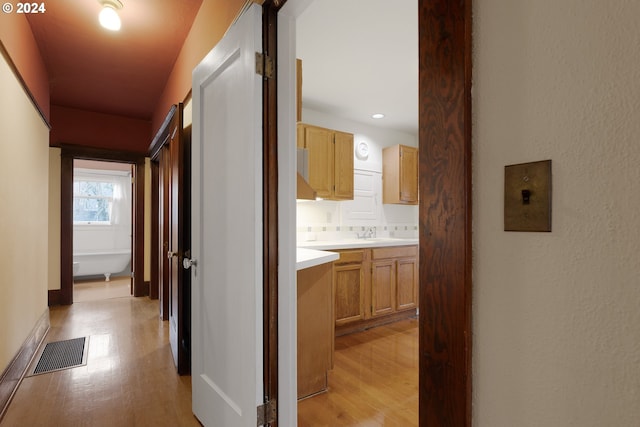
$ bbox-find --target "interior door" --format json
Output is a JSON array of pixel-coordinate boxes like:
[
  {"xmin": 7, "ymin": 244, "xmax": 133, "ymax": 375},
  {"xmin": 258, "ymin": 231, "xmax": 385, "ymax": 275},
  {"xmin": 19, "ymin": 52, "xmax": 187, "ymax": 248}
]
[
  {"xmin": 168, "ymin": 104, "xmax": 191, "ymax": 375},
  {"xmin": 191, "ymin": 3, "xmax": 264, "ymax": 426}
]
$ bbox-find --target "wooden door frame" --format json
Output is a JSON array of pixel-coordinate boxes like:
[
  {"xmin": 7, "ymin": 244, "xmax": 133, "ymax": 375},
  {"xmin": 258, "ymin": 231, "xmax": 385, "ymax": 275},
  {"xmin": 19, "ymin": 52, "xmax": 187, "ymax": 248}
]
[
  {"xmin": 271, "ymin": 0, "xmax": 472, "ymax": 425},
  {"xmin": 149, "ymin": 105, "xmax": 179, "ymax": 320},
  {"xmin": 263, "ymin": 2, "xmax": 281, "ymax": 424},
  {"xmin": 418, "ymin": 1, "xmax": 473, "ymax": 425},
  {"xmin": 51, "ymin": 145, "xmax": 146, "ymax": 306}
]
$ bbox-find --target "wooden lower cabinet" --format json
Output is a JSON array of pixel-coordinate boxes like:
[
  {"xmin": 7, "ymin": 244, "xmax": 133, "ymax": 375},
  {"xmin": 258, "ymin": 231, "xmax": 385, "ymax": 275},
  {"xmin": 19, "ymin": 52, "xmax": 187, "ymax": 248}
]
[
  {"xmin": 297, "ymin": 262, "xmax": 334, "ymax": 399},
  {"xmin": 396, "ymin": 257, "xmax": 419, "ymax": 311},
  {"xmin": 334, "ymin": 245, "xmax": 418, "ymax": 336},
  {"xmin": 334, "ymin": 249, "xmax": 367, "ymax": 326},
  {"xmin": 371, "ymin": 260, "xmax": 395, "ymax": 317}
]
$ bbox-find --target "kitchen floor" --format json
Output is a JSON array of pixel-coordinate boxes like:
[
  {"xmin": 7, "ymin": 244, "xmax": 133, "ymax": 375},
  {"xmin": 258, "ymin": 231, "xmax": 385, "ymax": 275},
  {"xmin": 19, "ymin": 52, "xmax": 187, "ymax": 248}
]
[{"xmin": 298, "ymin": 318, "xmax": 419, "ymax": 427}]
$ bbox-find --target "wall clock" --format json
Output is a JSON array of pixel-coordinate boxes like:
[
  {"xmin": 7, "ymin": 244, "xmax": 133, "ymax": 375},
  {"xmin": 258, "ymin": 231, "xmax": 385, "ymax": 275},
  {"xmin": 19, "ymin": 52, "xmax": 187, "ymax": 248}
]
[{"xmin": 356, "ymin": 141, "xmax": 369, "ymax": 160}]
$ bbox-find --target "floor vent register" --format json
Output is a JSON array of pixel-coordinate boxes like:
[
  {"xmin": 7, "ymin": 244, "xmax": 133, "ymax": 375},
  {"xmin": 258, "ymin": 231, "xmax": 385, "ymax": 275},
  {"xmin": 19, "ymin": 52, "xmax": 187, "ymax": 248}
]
[{"xmin": 29, "ymin": 337, "xmax": 88, "ymax": 376}]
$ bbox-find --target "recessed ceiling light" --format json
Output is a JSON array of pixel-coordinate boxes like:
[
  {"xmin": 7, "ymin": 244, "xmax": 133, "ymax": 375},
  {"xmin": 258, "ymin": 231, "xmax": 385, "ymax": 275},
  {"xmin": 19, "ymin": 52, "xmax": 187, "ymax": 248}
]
[{"xmin": 372, "ymin": 113, "xmax": 385, "ymax": 119}]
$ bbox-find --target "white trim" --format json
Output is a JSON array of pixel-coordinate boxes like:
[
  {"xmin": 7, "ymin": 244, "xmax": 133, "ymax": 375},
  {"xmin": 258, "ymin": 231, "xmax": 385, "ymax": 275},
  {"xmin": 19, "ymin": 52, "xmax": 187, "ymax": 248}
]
[
  {"xmin": 277, "ymin": 1, "xmax": 316, "ymax": 424},
  {"xmin": 74, "ymin": 168, "xmax": 130, "ymax": 179}
]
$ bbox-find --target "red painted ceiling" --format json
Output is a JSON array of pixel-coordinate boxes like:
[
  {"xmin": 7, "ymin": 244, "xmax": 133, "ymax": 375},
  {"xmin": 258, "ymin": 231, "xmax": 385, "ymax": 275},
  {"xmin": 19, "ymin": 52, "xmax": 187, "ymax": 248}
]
[{"xmin": 26, "ymin": 0, "xmax": 202, "ymax": 120}]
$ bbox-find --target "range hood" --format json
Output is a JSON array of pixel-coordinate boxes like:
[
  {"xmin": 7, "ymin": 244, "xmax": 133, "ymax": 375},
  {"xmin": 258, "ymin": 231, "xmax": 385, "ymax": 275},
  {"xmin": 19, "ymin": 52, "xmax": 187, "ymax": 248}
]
[{"xmin": 297, "ymin": 148, "xmax": 316, "ymax": 200}]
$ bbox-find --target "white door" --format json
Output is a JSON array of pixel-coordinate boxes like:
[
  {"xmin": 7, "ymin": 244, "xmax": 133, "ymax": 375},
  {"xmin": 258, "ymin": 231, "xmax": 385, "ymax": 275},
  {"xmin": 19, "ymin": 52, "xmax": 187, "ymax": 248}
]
[{"xmin": 191, "ymin": 3, "xmax": 264, "ymax": 426}]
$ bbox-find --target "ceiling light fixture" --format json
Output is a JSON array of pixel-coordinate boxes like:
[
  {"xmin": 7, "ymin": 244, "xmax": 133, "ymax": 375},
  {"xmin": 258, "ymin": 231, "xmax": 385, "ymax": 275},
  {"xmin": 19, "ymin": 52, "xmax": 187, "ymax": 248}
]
[
  {"xmin": 372, "ymin": 113, "xmax": 385, "ymax": 119},
  {"xmin": 99, "ymin": 0, "xmax": 123, "ymax": 31}
]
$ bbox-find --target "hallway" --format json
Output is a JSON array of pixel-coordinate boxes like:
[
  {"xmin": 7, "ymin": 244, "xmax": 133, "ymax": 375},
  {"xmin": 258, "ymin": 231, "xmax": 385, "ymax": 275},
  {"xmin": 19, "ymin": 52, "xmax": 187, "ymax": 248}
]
[
  {"xmin": 1, "ymin": 297, "xmax": 198, "ymax": 427},
  {"xmin": 2, "ymin": 294, "xmax": 418, "ymax": 426}
]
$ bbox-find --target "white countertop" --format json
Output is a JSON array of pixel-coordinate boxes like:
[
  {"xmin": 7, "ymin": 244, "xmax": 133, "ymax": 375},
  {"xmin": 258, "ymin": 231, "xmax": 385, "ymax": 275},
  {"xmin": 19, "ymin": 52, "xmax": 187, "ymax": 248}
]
[
  {"xmin": 297, "ymin": 238, "xmax": 419, "ymax": 251},
  {"xmin": 296, "ymin": 248, "xmax": 339, "ymax": 271}
]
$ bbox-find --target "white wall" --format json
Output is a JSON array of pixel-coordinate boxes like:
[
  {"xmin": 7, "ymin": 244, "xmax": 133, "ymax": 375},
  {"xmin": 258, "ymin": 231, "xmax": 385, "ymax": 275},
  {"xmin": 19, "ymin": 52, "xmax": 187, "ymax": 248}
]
[
  {"xmin": 0, "ymin": 53, "xmax": 50, "ymax": 369},
  {"xmin": 473, "ymin": 1, "xmax": 640, "ymax": 426}
]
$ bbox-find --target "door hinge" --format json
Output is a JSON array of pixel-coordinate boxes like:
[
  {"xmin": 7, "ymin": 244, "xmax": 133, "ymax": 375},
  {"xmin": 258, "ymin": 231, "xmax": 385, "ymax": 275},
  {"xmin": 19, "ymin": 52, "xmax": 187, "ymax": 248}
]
[
  {"xmin": 255, "ymin": 52, "xmax": 274, "ymax": 79},
  {"xmin": 257, "ymin": 399, "xmax": 276, "ymax": 426}
]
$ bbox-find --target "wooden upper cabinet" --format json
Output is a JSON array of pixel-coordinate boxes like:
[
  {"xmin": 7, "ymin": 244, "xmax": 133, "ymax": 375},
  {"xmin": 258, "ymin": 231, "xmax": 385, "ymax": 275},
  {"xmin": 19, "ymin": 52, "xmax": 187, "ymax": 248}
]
[
  {"xmin": 302, "ymin": 125, "xmax": 334, "ymax": 197},
  {"xmin": 298, "ymin": 123, "xmax": 354, "ymax": 200},
  {"xmin": 382, "ymin": 144, "xmax": 419, "ymax": 204},
  {"xmin": 333, "ymin": 131, "xmax": 354, "ymax": 199}
]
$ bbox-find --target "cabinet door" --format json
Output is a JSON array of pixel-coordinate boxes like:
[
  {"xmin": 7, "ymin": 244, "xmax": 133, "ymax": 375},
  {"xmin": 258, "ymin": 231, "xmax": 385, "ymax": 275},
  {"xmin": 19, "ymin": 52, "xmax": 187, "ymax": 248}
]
[
  {"xmin": 396, "ymin": 257, "xmax": 418, "ymax": 311},
  {"xmin": 333, "ymin": 131, "xmax": 354, "ymax": 200},
  {"xmin": 371, "ymin": 260, "xmax": 396, "ymax": 317},
  {"xmin": 304, "ymin": 125, "xmax": 334, "ymax": 198},
  {"xmin": 399, "ymin": 145, "xmax": 418, "ymax": 203},
  {"xmin": 334, "ymin": 263, "xmax": 365, "ymax": 326}
]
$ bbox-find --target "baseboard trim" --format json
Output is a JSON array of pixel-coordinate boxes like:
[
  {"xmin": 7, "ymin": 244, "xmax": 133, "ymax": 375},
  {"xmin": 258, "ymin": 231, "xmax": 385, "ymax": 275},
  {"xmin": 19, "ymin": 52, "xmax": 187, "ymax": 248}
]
[
  {"xmin": 0, "ymin": 309, "xmax": 50, "ymax": 421},
  {"xmin": 48, "ymin": 289, "xmax": 62, "ymax": 306}
]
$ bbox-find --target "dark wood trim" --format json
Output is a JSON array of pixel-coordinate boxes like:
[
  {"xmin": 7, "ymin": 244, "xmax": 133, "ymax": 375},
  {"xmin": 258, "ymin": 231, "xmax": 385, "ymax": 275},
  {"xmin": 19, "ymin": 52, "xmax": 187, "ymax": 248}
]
[
  {"xmin": 59, "ymin": 144, "xmax": 144, "ymax": 163},
  {"xmin": 148, "ymin": 105, "xmax": 177, "ymax": 159},
  {"xmin": 263, "ymin": 2, "xmax": 279, "ymax": 424},
  {"xmin": 0, "ymin": 41, "xmax": 51, "ymax": 129},
  {"xmin": 182, "ymin": 90, "xmax": 192, "ymax": 105},
  {"xmin": 47, "ymin": 289, "xmax": 62, "ymax": 306},
  {"xmin": 418, "ymin": 0, "xmax": 473, "ymax": 426},
  {"xmin": 160, "ymin": 144, "xmax": 170, "ymax": 320},
  {"xmin": 144, "ymin": 281, "xmax": 151, "ymax": 296},
  {"xmin": 0, "ymin": 309, "xmax": 49, "ymax": 421},
  {"xmin": 56, "ymin": 146, "xmax": 147, "ymax": 305},
  {"xmin": 270, "ymin": 0, "xmax": 287, "ymax": 10},
  {"xmin": 149, "ymin": 106, "xmax": 176, "ymax": 313},
  {"xmin": 133, "ymin": 159, "xmax": 148, "ymax": 297},
  {"xmin": 149, "ymin": 160, "xmax": 160, "ymax": 300},
  {"xmin": 59, "ymin": 152, "xmax": 74, "ymax": 305}
]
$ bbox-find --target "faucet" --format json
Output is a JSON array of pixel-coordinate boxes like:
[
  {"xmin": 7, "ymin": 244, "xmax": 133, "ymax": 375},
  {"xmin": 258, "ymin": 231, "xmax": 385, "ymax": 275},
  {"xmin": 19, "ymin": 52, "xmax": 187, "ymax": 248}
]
[{"xmin": 357, "ymin": 226, "xmax": 376, "ymax": 239}]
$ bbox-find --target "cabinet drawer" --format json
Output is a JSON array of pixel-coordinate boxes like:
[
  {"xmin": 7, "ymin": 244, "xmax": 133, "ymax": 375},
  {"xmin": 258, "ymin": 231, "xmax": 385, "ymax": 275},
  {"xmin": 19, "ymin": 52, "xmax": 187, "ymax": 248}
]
[
  {"xmin": 371, "ymin": 245, "xmax": 417, "ymax": 260},
  {"xmin": 335, "ymin": 249, "xmax": 366, "ymax": 265}
]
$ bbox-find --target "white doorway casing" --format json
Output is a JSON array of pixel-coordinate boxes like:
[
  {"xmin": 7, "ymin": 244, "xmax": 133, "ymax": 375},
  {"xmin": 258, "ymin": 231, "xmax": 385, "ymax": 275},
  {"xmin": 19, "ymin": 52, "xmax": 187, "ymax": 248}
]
[{"xmin": 277, "ymin": 0, "xmax": 315, "ymax": 425}]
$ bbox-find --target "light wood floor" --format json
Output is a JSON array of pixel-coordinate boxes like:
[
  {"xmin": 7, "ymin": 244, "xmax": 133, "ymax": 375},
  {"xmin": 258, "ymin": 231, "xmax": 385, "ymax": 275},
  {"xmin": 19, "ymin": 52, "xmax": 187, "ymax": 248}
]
[
  {"xmin": 1, "ymin": 297, "xmax": 417, "ymax": 427},
  {"xmin": 298, "ymin": 318, "xmax": 419, "ymax": 427},
  {"xmin": 1, "ymin": 296, "xmax": 200, "ymax": 427},
  {"xmin": 73, "ymin": 276, "xmax": 131, "ymax": 302}
]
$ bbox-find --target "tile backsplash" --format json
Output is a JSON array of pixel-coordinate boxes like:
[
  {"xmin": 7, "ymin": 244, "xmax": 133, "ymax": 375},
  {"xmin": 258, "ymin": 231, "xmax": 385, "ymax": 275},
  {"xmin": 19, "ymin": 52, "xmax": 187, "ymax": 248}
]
[
  {"xmin": 296, "ymin": 224, "xmax": 419, "ymax": 242},
  {"xmin": 296, "ymin": 169, "xmax": 418, "ymax": 243}
]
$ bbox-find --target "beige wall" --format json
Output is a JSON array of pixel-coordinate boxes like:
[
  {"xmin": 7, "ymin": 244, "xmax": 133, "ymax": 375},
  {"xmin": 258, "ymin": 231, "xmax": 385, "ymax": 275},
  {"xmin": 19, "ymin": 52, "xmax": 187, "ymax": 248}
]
[
  {"xmin": 473, "ymin": 1, "xmax": 640, "ymax": 425},
  {"xmin": 0, "ymin": 53, "xmax": 50, "ymax": 369}
]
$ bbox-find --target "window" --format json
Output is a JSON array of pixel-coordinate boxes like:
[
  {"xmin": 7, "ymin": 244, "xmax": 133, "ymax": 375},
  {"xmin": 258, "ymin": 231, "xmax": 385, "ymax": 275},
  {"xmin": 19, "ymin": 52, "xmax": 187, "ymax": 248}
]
[{"xmin": 73, "ymin": 179, "xmax": 114, "ymax": 224}]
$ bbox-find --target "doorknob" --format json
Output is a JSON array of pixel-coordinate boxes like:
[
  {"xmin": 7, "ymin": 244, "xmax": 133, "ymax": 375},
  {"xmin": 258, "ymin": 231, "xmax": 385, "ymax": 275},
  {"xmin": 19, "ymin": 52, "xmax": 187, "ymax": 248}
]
[{"xmin": 183, "ymin": 257, "xmax": 197, "ymax": 270}]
